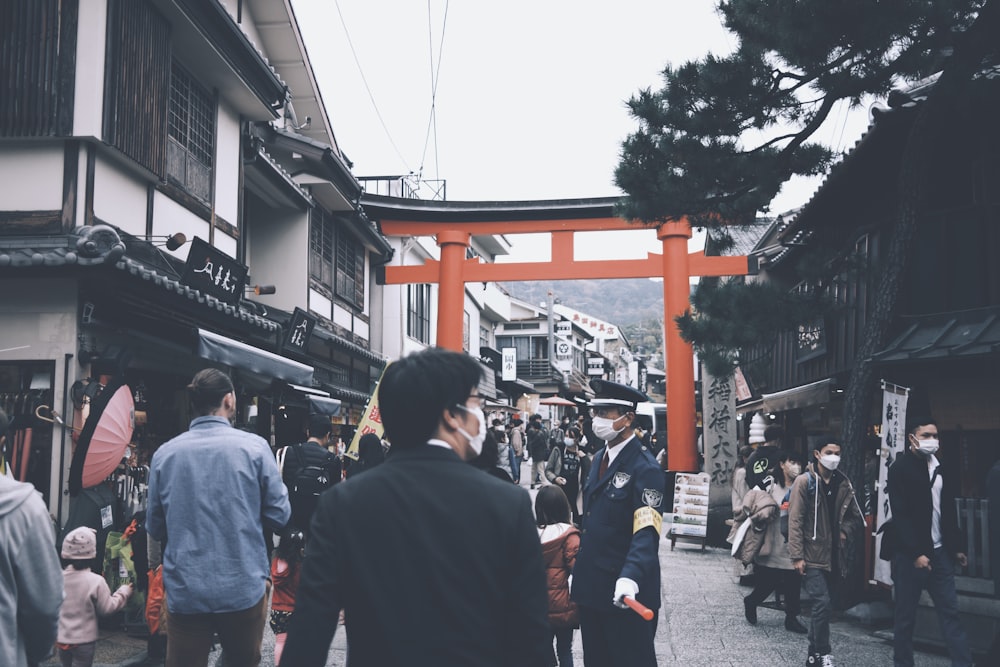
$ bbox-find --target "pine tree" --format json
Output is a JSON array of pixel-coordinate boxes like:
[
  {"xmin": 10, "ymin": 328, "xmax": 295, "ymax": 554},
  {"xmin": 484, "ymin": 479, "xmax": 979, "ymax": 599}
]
[{"xmin": 615, "ymin": 0, "xmax": 999, "ymax": 498}]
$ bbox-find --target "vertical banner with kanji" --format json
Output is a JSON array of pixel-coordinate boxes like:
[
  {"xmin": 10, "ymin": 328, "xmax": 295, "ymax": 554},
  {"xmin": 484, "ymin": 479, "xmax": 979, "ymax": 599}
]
[
  {"xmin": 702, "ymin": 367, "xmax": 737, "ymax": 539},
  {"xmin": 873, "ymin": 380, "xmax": 908, "ymax": 586},
  {"xmin": 345, "ymin": 363, "xmax": 391, "ymax": 461}
]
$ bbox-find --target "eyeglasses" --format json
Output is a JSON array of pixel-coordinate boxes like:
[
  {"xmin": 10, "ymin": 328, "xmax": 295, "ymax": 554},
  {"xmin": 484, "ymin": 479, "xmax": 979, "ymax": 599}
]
[{"xmin": 589, "ymin": 406, "xmax": 621, "ymax": 419}]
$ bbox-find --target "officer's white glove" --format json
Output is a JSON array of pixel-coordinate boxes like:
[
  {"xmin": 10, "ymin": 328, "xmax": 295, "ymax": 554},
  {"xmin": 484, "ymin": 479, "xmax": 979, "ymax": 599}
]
[
  {"xmin": 568, "ymin": 574, "xmax": 573, "ymax": 594},
  {"xmin": 612, "ymin": 577, "xmax": 638, "ymax": 608}
]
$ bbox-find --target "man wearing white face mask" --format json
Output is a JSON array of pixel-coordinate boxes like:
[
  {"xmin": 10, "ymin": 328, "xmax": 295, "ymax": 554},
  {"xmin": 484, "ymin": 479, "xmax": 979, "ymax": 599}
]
[
  {"xmin": 280, "ymin": 347, "xmax": 550, "ymax": 666},
  {"xmin": 887, "ymin": 416, "xmax": 973, "ymax": 667},
  {"xmin": 787, "ymin": 437, "xmax": 864, "ymax": 667},
  {"xmin": 571, "ymin": 380, "xmax": 664, "ymax": 667}
]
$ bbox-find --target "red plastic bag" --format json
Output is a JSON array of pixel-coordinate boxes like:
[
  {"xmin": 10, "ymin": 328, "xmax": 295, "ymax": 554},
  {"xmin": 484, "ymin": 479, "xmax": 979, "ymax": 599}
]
[{"xmin": 145, "ymin": 565, "xmax": 165, "ymax": 635}]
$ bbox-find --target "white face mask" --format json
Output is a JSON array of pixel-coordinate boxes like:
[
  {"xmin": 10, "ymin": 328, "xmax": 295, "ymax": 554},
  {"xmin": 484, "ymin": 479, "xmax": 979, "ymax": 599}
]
[
  {"xmin": 786, "ymin": 463, "xmax": 802, "ymax": 479},
  {"xmin": 915, "ymin": 438, "xmax": 940, "ymax": 456},
  {"xmin": 454, "ymin": 405, "xmax": 486, "ymax": 456},
  {"xmin": 818, "ymin": 454, "xmax": 841, "ymax": 471},
  {"xmin": 563, "ymin": 437, "xmax": 576, "ymax": 448},
  {"xmin": 591, "ymin": 415, "xmax": 624, "ymax": 442}
]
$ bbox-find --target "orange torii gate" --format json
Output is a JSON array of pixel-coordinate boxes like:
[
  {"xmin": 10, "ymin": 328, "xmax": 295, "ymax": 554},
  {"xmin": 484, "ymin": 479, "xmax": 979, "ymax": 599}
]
[{"xmin": 367, "ymin": 196, "xmax": 751, "ymax": 472}]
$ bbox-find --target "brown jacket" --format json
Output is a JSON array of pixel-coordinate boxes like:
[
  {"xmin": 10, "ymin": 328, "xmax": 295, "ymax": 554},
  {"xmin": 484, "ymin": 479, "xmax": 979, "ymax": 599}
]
[
  {"xmin": 787, "ymin": 465, "xmax": 864, "ymax": 575},
  {"xmin": 541, "ymin": 526, "xmax": 580, "ymax": 628}
]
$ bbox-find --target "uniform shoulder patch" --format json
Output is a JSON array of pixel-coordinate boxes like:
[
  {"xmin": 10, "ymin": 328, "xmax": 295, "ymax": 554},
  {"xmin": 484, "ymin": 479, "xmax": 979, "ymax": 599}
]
[
  {"xmin": 642, "ymin": 488, "xmax": 663, "ymax": 508},
  {"xmin": 612, "ymin": 471, "xmax": 631, "ymax": 488}
]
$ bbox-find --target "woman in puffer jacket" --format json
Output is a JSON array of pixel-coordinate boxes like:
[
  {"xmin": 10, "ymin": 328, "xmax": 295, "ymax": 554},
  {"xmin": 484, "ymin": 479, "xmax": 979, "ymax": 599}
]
[{"xmin": 535, "ymin": 486, "xmax": 580, "ymax": 667}]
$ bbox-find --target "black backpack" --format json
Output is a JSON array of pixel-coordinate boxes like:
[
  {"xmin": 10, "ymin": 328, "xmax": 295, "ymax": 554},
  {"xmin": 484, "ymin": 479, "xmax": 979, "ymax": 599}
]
[{"xmin": 290, "ymin": 442, "xmax": 333, "ymax": 497}]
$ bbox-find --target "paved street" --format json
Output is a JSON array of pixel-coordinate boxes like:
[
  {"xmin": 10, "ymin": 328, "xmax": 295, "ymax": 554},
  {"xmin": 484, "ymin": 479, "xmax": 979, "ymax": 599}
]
[{"xmin": 45, "ymin": 461, "xmax": 957, "ymax": 666}]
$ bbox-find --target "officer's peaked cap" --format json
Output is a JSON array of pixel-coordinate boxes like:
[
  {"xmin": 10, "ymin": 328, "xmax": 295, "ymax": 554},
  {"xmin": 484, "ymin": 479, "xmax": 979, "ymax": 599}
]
[{"xmin": 589, "ymin": 379, "xmax": 649, "ymax": 411}]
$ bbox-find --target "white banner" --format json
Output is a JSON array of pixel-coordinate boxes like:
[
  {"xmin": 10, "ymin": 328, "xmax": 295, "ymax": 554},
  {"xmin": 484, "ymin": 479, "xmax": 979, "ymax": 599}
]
[
  {"xmin": 873, "ymin": 380, "xmax": 909, "ymax": 586},
  {"xmin": 501, "ymin": 348, "xmax": 517, "ymax": 382}
]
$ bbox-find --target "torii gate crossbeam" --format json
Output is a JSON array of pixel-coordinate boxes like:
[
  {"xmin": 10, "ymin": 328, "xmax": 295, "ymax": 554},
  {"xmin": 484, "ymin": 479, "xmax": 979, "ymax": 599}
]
[{"xmin": 368, "ymin": 197, "xmax": 751, "ymax": 472}]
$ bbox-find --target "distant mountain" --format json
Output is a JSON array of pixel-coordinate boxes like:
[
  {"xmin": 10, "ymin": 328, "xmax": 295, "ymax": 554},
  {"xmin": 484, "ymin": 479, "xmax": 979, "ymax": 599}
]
[{"xmin": 501, "ymin": 279, "xmax": 664, "ymax": 327}]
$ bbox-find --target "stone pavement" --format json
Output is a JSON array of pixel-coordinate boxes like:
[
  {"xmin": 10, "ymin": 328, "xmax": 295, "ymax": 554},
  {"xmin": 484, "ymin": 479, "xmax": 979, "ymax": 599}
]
[{"xmin": 45, "ymin": 459, "xmax": 959, "ymax": 666}]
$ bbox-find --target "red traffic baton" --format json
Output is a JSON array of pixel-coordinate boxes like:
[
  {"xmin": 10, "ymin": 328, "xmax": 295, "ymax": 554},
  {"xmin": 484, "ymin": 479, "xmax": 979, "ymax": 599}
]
[{"xmin": 623, "ymin": 596, "xmax": 654, "ymax": 621}]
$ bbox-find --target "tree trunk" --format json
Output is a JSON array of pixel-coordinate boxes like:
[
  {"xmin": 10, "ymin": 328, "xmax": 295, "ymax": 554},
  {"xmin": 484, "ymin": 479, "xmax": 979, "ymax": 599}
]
[{"xmin": 840, "ymin": 0, "xmax": 1000, "ymax": 603}]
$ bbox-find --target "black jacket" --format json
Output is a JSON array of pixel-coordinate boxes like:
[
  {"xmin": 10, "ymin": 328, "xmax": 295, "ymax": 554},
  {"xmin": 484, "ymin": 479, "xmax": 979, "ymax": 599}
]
[
  {"xmin": 281, "ymin": 441, "xmax": 341, "ymax": 534},
  {"xmin": 279, "ymin": 445, "xmax": 550, "ymax": 667},
  {"xmin": 887, "ymin": 449, "xmax": 964, "ymax": 560}
]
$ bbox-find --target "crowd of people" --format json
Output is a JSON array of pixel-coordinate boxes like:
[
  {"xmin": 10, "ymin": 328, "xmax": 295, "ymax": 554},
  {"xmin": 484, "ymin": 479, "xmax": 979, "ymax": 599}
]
[{"xmin": 7, "ymin": 346, "xmax": 1000, "ymax": 667}]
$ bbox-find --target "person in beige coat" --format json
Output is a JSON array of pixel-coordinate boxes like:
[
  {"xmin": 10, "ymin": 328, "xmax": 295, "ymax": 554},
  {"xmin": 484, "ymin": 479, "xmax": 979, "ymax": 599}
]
[{"xmin": 58, "ymin": 527, "xmax": 133, "ymax": 667}]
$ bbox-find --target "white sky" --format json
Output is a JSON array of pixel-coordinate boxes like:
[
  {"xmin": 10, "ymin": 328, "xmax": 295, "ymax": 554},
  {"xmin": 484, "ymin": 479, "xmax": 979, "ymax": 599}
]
[{"xmin": 290, "ymin": 0, "xmax": 872, "ymax": 262}]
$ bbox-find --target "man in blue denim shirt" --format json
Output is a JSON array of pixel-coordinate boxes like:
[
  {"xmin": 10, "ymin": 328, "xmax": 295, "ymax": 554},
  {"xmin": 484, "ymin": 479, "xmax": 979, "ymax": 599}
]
[{"xmin": 147, "ymin": 368, "xmax": 290, "ymax": 667}]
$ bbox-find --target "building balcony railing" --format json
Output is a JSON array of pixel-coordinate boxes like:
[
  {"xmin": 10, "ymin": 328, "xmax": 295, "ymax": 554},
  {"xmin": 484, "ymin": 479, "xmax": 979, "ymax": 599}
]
[{"xmin": 358, "ymin": 175, "xmax": 446, "ymax": 201}]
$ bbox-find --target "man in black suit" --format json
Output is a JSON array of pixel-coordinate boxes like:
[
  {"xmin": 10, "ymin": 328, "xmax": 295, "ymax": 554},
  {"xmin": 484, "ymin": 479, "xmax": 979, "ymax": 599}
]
[
  {"xmin": 887, "ymin": 415, "xmax": 973, "ymax": 667},
  {"xmin": 279, "ymin": 347, "xmax": 550, "ymax": 667}
]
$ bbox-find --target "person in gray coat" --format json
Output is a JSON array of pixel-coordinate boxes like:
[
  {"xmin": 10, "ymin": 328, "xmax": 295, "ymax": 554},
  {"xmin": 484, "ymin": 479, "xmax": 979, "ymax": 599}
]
[{"xmin": 0, "ymin": 407, "xmax": 63, "ymax": 667}]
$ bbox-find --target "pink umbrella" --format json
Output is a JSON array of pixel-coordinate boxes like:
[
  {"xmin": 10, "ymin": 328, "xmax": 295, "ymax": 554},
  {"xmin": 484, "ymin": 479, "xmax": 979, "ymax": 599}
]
[
  {"xmin": 69, "ymin": 380, "xmax": 134, "ymax": 495},
  {"xmin": 538, "ymin": 396, "xmax": 575, "ymax": 406}
]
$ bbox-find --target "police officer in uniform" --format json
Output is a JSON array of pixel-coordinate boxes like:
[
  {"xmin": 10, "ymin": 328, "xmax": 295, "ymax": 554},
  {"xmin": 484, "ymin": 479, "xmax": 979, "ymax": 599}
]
[{"xmin": 572, "ymin": 380, "xmax": 664, "ymax": 666}]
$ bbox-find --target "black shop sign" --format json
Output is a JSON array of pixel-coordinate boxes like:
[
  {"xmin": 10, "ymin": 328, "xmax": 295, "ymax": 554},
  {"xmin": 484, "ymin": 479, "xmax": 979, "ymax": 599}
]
[{"xmin": 181, "ymin": 237, "xmax": 248, "ymax": 305}]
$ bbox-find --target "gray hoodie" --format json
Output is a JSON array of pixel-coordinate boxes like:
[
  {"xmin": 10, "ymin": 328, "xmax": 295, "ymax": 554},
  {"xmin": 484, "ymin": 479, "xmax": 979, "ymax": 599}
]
[{"xmin": 0, "ymin": 475, "xmax": 63, "ymax": 667}]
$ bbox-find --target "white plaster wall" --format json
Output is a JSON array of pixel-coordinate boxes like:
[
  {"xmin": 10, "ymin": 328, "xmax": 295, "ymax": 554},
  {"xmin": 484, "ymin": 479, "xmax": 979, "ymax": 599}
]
[
  {"xmin": 332, "ymin": 303, "xmax": 352, "ymax": 331},
  {"xmin": 214, "ymin": 104, "xmax": 241, "ymax": 225},
  {"xmin": 309, "ymin": 288, "xmax": 332, "ymax": 320},
  {"xmin": 218, "ymin": 0, "xmax": 265, "ymax": 47},
  {"xmin": 215, "ymin": 231, "xmax": 237, "ymax": 259},
  {"xmin": 0, "ymin": 146, "xmax": 63, "ymax": 210},
  {"xmin": 0, "ymin": 278, "xmax": 79, "ymax": 520},
  {"xmin": 246, "ymin": 209, "xmax": 308, "ymax": 312},
  {"xmin": 73, "ymin": 0, "xmax": 108, "ymax": 138},
  {"xmin": 93, "ymin": 157, "xmax": 147, "ymax": 236},
  {"xmin": 151, "ymin": 192, "xmax": 211, "ymax": 261}
]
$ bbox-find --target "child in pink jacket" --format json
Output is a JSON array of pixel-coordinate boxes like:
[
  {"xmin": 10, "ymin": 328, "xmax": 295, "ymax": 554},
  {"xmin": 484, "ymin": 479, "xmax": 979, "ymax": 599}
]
[{"xmin": 57, "ymin": 527, "xmax": 132, "ymax": 667}]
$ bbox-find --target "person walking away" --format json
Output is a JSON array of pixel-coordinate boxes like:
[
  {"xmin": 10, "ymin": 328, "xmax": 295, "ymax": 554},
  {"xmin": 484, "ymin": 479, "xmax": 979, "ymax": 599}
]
[
  {"xmin": 787, "ymin": 437, "xmax": 865, "ymax": 667},
  {"xmin": 279, "ymin": 347, "xmax": 550, "ymax": 666},
  {"xmin": 528, "ymin": 417, "xmax": 549, "ymax": 489},
  {"xmin": 279, "ymin": 414, "xmax": 341, "ymax": 535},
  {"xmin": 743, "ymin": 451, "xmax": 808, "ymax": 634},
  {"xmin": 572, "ymin": 379, "xmax": 664, "ymax": 667},
  {"xmin": 57, "ymin": 527, "xmax": 133, "ymax": 667},
  {"xmin": 146, "ymin": 368, "xmax": 290, "ymax": 667},
  {"xmin": 0, "ymin": 403, "xmax": 63, "ymax": 667},
  {"xmin": 347, "ymin": 433, "xmax": 386, "ymax": 478},
  {"xmin": 887, "ymin": 416, "xmax": 973, "ymax": 667},
  {"xmin": 545, "ymin": 426, "xmax": 591, "ymax": 525},
  {"xmin": 536, "ymin": 486, "xmax": 581, "ymax": 667},
  {"xmin": 270, "ymin": 529, "xmax": 305, "ymax": 666},
  {"xmin": 510, "ymin": 417, "xmax": 525, "ymax": 484}
]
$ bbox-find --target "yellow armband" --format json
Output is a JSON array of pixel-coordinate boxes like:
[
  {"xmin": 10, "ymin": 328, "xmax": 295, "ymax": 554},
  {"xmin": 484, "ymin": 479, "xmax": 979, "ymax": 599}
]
[{"xmin": 633, "ymin": 506, "xmax": 662, "ymax": 535}]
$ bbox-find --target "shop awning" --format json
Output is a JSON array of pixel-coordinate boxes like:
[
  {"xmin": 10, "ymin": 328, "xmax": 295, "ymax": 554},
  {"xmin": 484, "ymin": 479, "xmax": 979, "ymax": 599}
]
[
  {"xmin": 761, "ymin": 378, "xmax": 832, "ymax": 413},
  {"xmin": 197, "ymin": 329, "xmax": 313, "ymax": 385},
  {"xmin": 286, "ymin": 383, "xmax": 343, "ymax": 417}
]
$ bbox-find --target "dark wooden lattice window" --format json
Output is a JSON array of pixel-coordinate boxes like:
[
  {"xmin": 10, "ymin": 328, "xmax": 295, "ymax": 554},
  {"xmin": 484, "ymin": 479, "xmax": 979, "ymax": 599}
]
[
  {"xmin": 335, "ymin": 231, "xmax": 364, "ymax": 307},
  {"xmin": 310, "ymin": 207, "xmax": 334, "ymax": 287},
  {"xmin": 167, "ymin": 62, "xmax": 214, "ymax": 203}
]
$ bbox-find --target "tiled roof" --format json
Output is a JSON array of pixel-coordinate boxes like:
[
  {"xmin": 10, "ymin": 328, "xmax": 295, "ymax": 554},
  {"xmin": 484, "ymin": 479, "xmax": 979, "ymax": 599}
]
[
  {"xmin": 873, "ymin": 306, "xmax": 1000, "ymax": 363},
  {"xmin": 0, "ymin": 227, "xmax": 278, "ymax": 332}
]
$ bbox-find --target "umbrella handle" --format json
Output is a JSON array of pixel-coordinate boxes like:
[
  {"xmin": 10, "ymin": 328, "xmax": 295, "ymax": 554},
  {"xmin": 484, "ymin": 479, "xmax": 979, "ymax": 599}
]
[
  {"xmin": 35, "ymin": 405, "xmax": 79, "ymax": 430},
  {"xmin": 623, "ymin": 596, "xmax": 654, "ymax": 621}
]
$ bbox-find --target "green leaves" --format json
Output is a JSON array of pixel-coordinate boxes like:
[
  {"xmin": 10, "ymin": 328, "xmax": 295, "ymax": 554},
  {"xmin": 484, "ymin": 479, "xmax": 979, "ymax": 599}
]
[{"xmin": 615, "ymin": 0, "xmax": 981, "ymax": 226}]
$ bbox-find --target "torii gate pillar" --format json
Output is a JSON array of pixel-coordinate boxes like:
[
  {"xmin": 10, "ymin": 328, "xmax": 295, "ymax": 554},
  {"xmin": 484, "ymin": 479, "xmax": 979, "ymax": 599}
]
[
  {"xmin": 436, "ymin": 230, "xmax": 471, "ymax": 352},
  {"xmin": 659, "ymin": 220, "xmax": 698, "ymax": 472}
]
